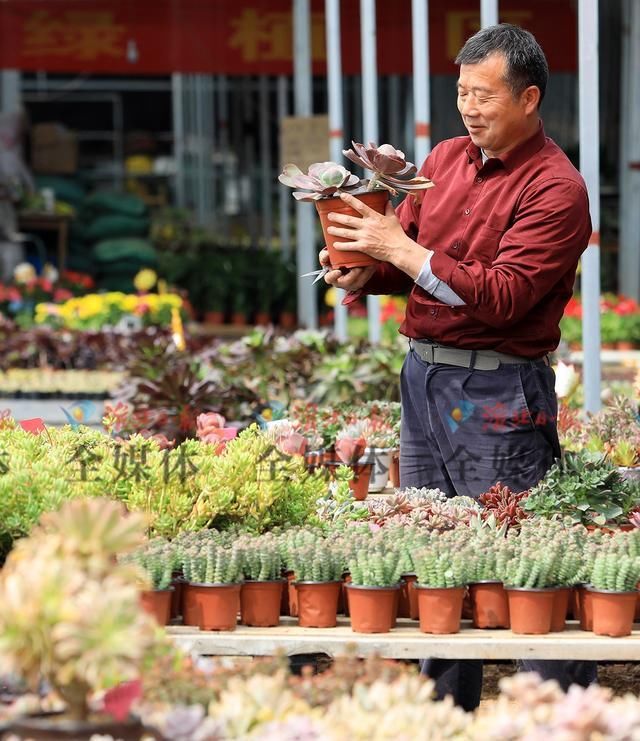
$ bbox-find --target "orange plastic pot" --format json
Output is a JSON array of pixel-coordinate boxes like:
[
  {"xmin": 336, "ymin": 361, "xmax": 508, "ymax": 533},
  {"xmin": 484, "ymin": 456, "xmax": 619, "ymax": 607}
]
[
  {"xmin": 389, "ymin": 451, "xmax": 400, "ymax": 489},
  {"xmin": 551, "ymin": 587, "xmax": 572, "ymax": 632},
  {"xmin": 181, "ymin": 582, "xmax": 198, "ymax": 626},
  {"xmin": 349, "ymin": 463, "xmax": 373, "ymax": 501},
  {"xmin": 398, "ymin": 574, "xmax": 419, "ymax": 619},
  {"xmin": 188, "ymin": 582, "xmax": 241, "ymax": 631},
  {"xmin": 577, "ymin": 585, "xmax": 594, "ymax": 631},
  {"xmin": 140, "ymin": 588, "xmax": 173, "ymax": 626},
  {"xmin": 588, "ymin": 588, "xmax": 638, "ymax": 637},
  {"xmin": 240, "ymin": 580, "xmax": 283, "ymax": 627},
  {"xmin": 170, "ymin": 576, "xmax": 184, "ymax": 621},
  {"xmin": 286, "ymin": 571, "xmax": 299, "ymax": 617},
  {"xmin": 469, "ymin": 581, "xmax": 510, "ymax": 629},
  {"xmin": 295, "ymin": 581, "xmax": 342, "ymax": 628},
  {"xmin": 416, "ymin": 586, "xmax": 465, "ymax": 634},
  {"xmin": 505, "ymin": 587, "xmax": 555, "ymax": 634},
  {"xmin": 316, "ymin": 191, "xmax": 389, "ymax": 269},
  {"xmin": 346, "ymin": 584, "xmax": 399, "ymax": 633}
]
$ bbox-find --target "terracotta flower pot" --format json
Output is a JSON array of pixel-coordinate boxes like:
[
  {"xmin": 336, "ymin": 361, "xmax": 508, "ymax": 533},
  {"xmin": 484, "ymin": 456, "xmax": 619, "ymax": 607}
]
[
  {"xmin": 254, "ymin": 311, "xmax": 271, "ymax": 326},
  {"xmin": 389, "ymin": 450, "xmax": 400, "ymax": 488},
  {"xmin": 550, "ymin": 587, "xmax": 572, "ymax": 632},
  {"xmin": 398, "ymin": 574, "xmax": 419, "ymax": 619},
  {"xmin": 316, "ymin": 190, "xmax": 389, "ymax": 269},
  {"xmin": 204, "ymin": 310, "xmax": 224, "ymax": 325},
  {"xmin": 588, "ymin": 587, "xmax": 638, "ymax": 637},
  {"xmin": 240, "ymin": 580, "xmax": 283, "ymax": 627},
  {"xmin": 279, "ymin": 311, "xmax": 296, "ymax": 329},
  {"xmin": 295, "ymin": 581, "xmax": 342, "ymax": 627},
  {"xmin": 577, "ymin": 585, "xmax": 594, "ymax": 631},
  {"xmin": 140, "ymin": 587, "xmax": 173, "ymax": 626},
  {"xmin": 469, "ymin": 581, "xmax": 510, "ymax": 629},
  {"xmin": 569, "ymin": 585, "xmax": 581, "ymax": 621},
  {"xmin": 10, "ymin": 716, "xmax": 144, "ymax": 740},
  {"xmin": 231, "ymin": 312, "xmax": 246, "ymax": 326},
  {"xmin": 188, "ymin": 582, "xmax": 242, "ymax": 631},
  {"xmin": 286, "ymin": 571, "xmax": 298, "ymax": 617},
  {"xmin": 617, "ymin": 341, "xmax": 635, "ymax": 351},
  {"xmin": 506, "ymin": 587, "xmax": 555, "ymax": 634},
  {"xmin": 181, "ymin": 582, "xmax": 198, "ymax": 626},
  {"xmin": 170, "ymin": 575, "xmax": 184, "ymax": 621},
  {"xmin": 416, "ymin": 585, "xmax": 465, "ymax": 634},
  {"xmin": 346, "ymin": 584, "xmax": 400, "ymax": 633},
  {"xmin": 349, "ymin": 462, "xmax": 373, "ymax": 501}
]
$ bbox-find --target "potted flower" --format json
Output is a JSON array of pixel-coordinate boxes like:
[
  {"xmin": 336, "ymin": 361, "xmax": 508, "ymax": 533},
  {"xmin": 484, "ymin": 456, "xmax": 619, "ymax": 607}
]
[
  {"xmin": 361, "ymin": 420, "xmax": 397, "ymax": 493},
  {"xmin": 345, "ymin": 547, "xmax": 402, "ymax": 633},
  {"xmin": 278, "ymin": 142, "xmax": 434, "ymax": 270},
  {"xmin": 239, "ymin": 534, "xmax": 283, "ymax": 627},
  {"xmin": 124, "ymin": 541, "xmax": 175, "ymax": 626},
  {"xmin": 181, "ymin": 542, "xmax": 244, "ymax": 631},
  {"xmin": 288, "ymin": 537, "xmax": 345, "ymax": 628},
  {"xmin": 335, "ymin": 421, "xmax": 371, "ymax": 500},
  {"xmin": 587, "ymin": 546, "xmax": 640, "ymax": 637},
  {"xmin": 0, "ymin": 498, "xmax": 154, "ymax": 739},
  {"xmin": 413, "ymin": 535, "xmax": 471, "ymax": 634}
]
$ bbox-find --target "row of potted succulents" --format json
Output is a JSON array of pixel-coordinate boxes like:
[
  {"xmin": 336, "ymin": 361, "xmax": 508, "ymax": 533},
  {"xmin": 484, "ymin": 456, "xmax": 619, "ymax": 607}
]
[
  {"xmin": 7, "ymin": 495, "xmax": 640, "ymax": 739},
  {"xmin": 128, "ymin": 518, "xmax": 640, "ymax": 638}
]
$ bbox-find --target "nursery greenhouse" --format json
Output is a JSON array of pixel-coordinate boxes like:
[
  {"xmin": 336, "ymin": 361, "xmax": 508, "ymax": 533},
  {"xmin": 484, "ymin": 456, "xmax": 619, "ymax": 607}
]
[{"xmin": 0, "ymin": 0, "xmax": 639, "ymax": 739}]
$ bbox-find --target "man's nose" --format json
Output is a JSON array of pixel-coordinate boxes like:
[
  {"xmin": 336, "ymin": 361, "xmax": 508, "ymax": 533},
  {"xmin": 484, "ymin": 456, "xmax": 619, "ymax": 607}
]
[{"xmin": 459, "ymin": 96, "xmax": 478, "ymax": 116}]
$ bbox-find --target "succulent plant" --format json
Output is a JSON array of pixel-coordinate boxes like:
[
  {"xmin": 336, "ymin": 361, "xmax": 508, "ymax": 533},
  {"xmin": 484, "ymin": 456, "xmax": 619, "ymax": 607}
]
[
  {"xmin": 278, "ymin": 162, "xmax": 362, "ymax": 202},
  {"xmin": 182, "ymin": 542, "xmax": 244, "ymax": 585},
  {"xmin": 286, "ymin": 536, "xmax": 345, "ymax": 582},
  {"xmin": 239, "ymin": 533, "xmax": 282, "ymax": 581},
  {"xmin": 342, "ymin": 141, "xmax": 435, "ymax": 198},
  {"xmin": 347, "ymin": 545, "xmax": 403, "ymax": 587},
  {"xmin": 122, "ymin": 542, "xmax": 174, "ymax": 591},
  {"xmin": 0, "ymin": 498, "xmax": 156, "ymax": 721},
  {"xmin": 478, "ymin": 482, "xmax": 530, "ymax": 530}
]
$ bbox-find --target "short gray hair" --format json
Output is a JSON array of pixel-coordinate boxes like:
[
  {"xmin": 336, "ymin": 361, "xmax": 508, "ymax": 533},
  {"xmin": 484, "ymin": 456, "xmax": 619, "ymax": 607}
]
[{"xmin": 455, "ymin": 23, "xmax": 549, "ymax": 104}]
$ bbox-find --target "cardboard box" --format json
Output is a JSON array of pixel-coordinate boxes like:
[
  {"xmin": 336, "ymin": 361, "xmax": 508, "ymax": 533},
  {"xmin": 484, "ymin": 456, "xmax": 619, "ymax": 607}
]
[{"xmin": 31, "ymin": 123, "xmax": 78, "ymax": 175}]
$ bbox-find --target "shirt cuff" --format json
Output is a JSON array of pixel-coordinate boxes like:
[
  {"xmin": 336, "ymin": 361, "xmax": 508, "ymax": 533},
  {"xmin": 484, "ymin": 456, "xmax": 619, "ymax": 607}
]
[{"xmin": 414, "ymin": 252, "xmax": 442, "ymax": 294}]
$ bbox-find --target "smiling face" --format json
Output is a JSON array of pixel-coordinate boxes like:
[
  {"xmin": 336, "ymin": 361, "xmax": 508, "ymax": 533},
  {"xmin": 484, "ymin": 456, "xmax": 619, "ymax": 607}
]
[{"xmin": 456, "ymin": 52, "xmax": 541, "ymax": 159}]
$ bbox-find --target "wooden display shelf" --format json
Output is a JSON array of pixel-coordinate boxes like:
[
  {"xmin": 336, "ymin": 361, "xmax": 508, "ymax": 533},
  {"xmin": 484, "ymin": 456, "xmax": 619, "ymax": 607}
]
[{"xmin": 167, "ymin": 618, "xmax": 640, "ymax": 661}]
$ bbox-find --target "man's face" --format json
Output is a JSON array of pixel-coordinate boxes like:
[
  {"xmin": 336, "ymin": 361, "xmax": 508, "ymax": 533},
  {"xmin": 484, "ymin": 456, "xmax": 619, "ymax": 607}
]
[{"xmin": 456, "ymin": 53, "xmax": 537, "ymax": 159}]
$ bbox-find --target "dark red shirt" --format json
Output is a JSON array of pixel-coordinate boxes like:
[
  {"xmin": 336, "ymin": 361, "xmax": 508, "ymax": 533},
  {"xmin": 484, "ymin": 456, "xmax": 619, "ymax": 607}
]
[{"xmin": 363, "ymin": 124, "xmax": 591, "ymax": 358}]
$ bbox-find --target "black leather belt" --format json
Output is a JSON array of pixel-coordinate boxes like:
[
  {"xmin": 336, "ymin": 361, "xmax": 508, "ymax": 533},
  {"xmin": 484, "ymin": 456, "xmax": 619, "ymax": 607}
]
[{"xmin": 409, "ymin": 338, "xmax": 549, "ymax": 371}]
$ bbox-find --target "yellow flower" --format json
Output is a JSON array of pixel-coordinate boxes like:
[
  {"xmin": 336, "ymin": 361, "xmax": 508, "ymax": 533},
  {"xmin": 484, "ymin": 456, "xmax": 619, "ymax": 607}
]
[{"xmin": 134, "ymin": 269, "xmax": 158, "ymax": 292}]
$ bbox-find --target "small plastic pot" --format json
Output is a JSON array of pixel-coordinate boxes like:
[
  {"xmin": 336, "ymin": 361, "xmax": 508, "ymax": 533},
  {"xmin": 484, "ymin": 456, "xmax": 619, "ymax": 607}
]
[
  {"xmin": 398, "ymin": 574, "xmax": 419, "ymax": 620},
  {"xmin": 349, "ymin": 462, "xmax": 373, "ymax": 501},
  {"xmin": 416, "ymin": 585, "xmax": 465, "ymax": 634},
  {"xmin": 505, "ymin": 587, "xmax": 555, "ymax": 634},
  {"xmin": 588, "ymin": 587, "xmax": 638, "ymax": 637},
  {"xmin": 240, "ymin": 580, "xmax": 283, "ymax": 627},
  {"xmin": 295, "ymin": 581, "xmax": 342, "ymax": 628},
  {"xmin": 577, "ymin": 585, "xmax": 594, "ymax": 631},
  {"xmin": 550, "ymin": 587, "xmax": 572, "ymax": 632},
  {"xmin": 346, "ymin": 584, "xmax": 400, "ymax": 633},
  {"xmin": 187, "ymin": 582, "xmax": 242, "ymax": 631},
  {"xmin": 469, "ymin": 581, "xmax": 510, "ymax": 629},
  {"xmin": 140, "ymin": 587, "xmax": 174, "ymax": 626}
]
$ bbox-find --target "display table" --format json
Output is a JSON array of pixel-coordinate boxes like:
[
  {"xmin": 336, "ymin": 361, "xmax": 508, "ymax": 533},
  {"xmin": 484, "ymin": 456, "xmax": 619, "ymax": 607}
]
[
  {"xmin": 17, "ymin": 211, "xmax": 72, "ymax": 270},
  {"xmin": 167, "ymin": 618, "xmax": 640, "ymax": 661}
]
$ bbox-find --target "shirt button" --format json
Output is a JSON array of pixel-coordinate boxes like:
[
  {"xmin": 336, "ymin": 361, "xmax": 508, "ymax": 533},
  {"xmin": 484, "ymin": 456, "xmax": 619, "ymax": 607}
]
[
  {"xmin": 453, "ymin": 242, "xmax": 459, "ymax": 249},
  {"xmin": 475, "ymin": 176, "xmax": 483, "ymax": 184},
  {"xmin": 430, "ymin": 309, "xmax": 436, "ymax": 315},
  {"xmin": 464, "ymin": 208, "xmax": 471, "ymax": 215}
]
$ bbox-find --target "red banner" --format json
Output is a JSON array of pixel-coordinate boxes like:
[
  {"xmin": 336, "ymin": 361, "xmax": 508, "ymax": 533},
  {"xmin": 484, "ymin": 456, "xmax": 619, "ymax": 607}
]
[{"xmin": 0, "ymin": 0, "xmax": 577, "ymax": 76}]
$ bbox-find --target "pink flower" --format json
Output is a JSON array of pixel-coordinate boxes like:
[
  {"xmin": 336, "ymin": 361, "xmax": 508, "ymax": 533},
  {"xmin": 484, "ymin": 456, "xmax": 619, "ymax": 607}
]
[
  {"xmin": 196, "ymin": 412, "xmax": 226, "ymax": 438},
  {"xmin": 199, "ymin": 426, "xmax": 237, "ymax": 454},
  {"xmin": 277, "ymin": 432, "xmax": 307, "ymax": 457},
  {"xmin": 53, "ymin": 288, "xmax": 73, "ymax": 302},
  {"xmin": 335, "ymin": 436, "xmax": 366, "ymax": 464}
]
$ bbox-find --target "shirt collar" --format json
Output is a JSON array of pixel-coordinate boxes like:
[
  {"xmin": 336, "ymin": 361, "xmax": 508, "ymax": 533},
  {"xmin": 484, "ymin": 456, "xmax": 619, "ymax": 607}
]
[{"xmin": 466, "ymin": 122, "xmax": 546, "ymax": 173}]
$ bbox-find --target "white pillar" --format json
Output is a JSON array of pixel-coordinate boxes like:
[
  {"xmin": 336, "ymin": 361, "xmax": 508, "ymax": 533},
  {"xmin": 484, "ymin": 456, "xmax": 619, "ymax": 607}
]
[
  {"xmin": 326, "ymin": 0, "xmax": 348, "ymax": 341},
  {"xmin": 361, "ymin": 0, "xmax": 381, "ymax": 343},
  {"xmin": 411, "ymin": 0, "xmax": 431, "ymax": 165},
  {"xmin": 619, "ymin": 0, "xmax": 640, "ymax": 300},
  {"xmin": 277, "ymin": 76, "xmax": 291, "ymax": 260},
  {"xmin": 293, "ymin": 0, "xmax": 318, "ymax": 328},
  {"xmin": 579, "ymin": 0, "xmax": 601, "ymax": 413},
  {"xmin": 1, "ymin": 71, "xmax": 20, "ymax": 112},
  {"xmin": 480, "ymin": 0, "xmax": 499, "ymax": 28}
]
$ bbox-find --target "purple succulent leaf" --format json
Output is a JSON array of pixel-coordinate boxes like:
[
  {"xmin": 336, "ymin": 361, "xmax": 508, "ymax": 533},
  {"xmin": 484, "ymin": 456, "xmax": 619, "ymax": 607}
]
[
  {"xmin": 343, "ymin": 173, "xmax": 362, "ymax": 188},
  {"xmin": 291, "ymin": 173, "xmax": 324, "ymax": 190},
  {"xmin": 292, "ymin": 190, "xmax": 325, "ymax": 201},
  {"xmin": 371, "ymin": 152, "xmax": 407, "ymax": 174},
  {"xmin": 395, "ymin": 162, "xmax": 418, "ymax": 177},
  {"xmin": 377, "ymin": 143, "xmax": 405, "ymax": 159},
  {"xmin": 278, "ymin": 163, "xmax": 305, "ymax": 187},
  {"xmin": 380, "ymin": 174, "xmax": 435, "ymax": 189},
  {"xmin": 308, "ymin": 161, "xmax": 351, "ymax": 187},
  {"xmin": 342, "ymin": 147, "xmax": 367, "ymax": 170}
]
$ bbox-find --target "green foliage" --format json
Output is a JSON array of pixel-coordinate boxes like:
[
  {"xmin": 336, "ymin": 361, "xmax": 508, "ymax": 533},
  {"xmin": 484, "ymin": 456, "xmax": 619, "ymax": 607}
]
[
  {"xmin": 239, "ymin": 533, "xmax": 282, "ymax": 581},
  {"xmin": 347, "ymin": 547, "xmax": 403, "ymax": 587},
  {"xmin": 181, "ymin": 542, "xmax": 244, "ymax": 584},
  {"xmin": 524, "ymin": 451, "xmax": 638, "ymax": 526},
  {"xmin": 590, "ymin": 552, "xmax": 640, "ymax": 592}
]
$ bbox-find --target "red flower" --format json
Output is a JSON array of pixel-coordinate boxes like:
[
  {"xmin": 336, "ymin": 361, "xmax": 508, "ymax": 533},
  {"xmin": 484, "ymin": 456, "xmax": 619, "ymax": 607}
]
[
  {"xmin": 564, "ymin": 297, "xmax": 582, "ymax": 319},
  {"xmin": 53, "ymin": 288, "xmax": 73, "ymax": 302},
  {"xmin": 7, "ymin": 287, "xmax": 21, "ymax": 302},
  {"xmin": 39, "ymin": 278, "xmax": 53, "ymax": 293}
]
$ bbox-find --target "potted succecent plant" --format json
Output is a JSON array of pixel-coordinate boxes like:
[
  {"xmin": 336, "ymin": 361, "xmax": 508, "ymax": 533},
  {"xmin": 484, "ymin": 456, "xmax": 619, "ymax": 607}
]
[
  {"xmin": 587, "ymin": 547, "xmax": 640, "ymax": 637},
  {"xmin": 0, "ymin": 498, "xmax": 155, "ymax": 740},
  {"xmin": 239, "ymin": 534, "xmax": 283, "ymax": 627},
  {"xmin": 278, "ymin": 142, "xmax": 434, "ymax": 270},
  {"xmin": 288, "ymin": 537, "xmax": 345, "ymax": 628},
  {"xmin": 181, "ymin": 542, "xmax": 244, "ymax": 631},
  {"xmin": 466, "ymin": 534, "xmax": 512, "ymax": 630},
  {"xmin": 124, "ymin": 541, "xmax": 175, "ymax": 626},
  {"xmin": 335, "ymin": 421, "xmax": 372, "ymax": 500},
  {"xmin": 345, "ymin": 547, "xmax": 402, "ymax": 633}
]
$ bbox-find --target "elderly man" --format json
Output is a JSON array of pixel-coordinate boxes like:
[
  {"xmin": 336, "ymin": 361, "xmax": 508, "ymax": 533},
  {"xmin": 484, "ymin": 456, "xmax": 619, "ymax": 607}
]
[{"xmin": 321, "ymin": 23, "xmax": 595, "ymax": 710}]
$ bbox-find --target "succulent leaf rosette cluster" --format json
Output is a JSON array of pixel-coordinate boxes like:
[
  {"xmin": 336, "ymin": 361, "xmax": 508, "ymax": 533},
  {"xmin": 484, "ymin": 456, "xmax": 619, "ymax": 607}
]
[
  {"xmin": 278, "ymin": 141, "xmax": 434, "ymax": 202},
  {"xmin": 342, "ymin": 141, "xmax": 435, "ymax": 198}
]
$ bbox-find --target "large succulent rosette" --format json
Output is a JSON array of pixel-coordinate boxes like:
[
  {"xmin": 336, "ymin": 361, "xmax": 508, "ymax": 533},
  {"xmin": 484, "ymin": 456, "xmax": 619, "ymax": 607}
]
[{"xmin": 278, "ymin": 162, "xmax": 363, "ymax": 201}]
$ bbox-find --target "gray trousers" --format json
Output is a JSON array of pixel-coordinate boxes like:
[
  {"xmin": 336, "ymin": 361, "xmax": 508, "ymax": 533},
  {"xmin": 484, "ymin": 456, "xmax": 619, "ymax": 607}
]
[{"xmin": 400, "ymin": 347, "xmax": 597, "ymax": 711}]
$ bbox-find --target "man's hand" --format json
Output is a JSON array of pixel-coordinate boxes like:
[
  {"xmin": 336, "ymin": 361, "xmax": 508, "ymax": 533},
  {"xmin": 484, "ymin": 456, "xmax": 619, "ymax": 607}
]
[{"xmin": 319, "ymin": 247, "xmax": 376, "ymax": 290}]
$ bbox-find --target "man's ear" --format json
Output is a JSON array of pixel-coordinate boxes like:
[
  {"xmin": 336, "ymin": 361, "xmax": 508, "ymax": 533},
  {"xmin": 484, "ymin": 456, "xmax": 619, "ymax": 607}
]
[{"xmin": 523, "ymin": 85, "xmax": 541, "ymax": 114}]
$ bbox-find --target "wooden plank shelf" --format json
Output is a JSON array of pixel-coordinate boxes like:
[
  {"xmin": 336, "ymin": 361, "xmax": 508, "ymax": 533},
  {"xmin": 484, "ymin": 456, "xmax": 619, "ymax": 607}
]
[{"xmin": 167, "ymin": 618, "xmax": 640, "ymax": 661}]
